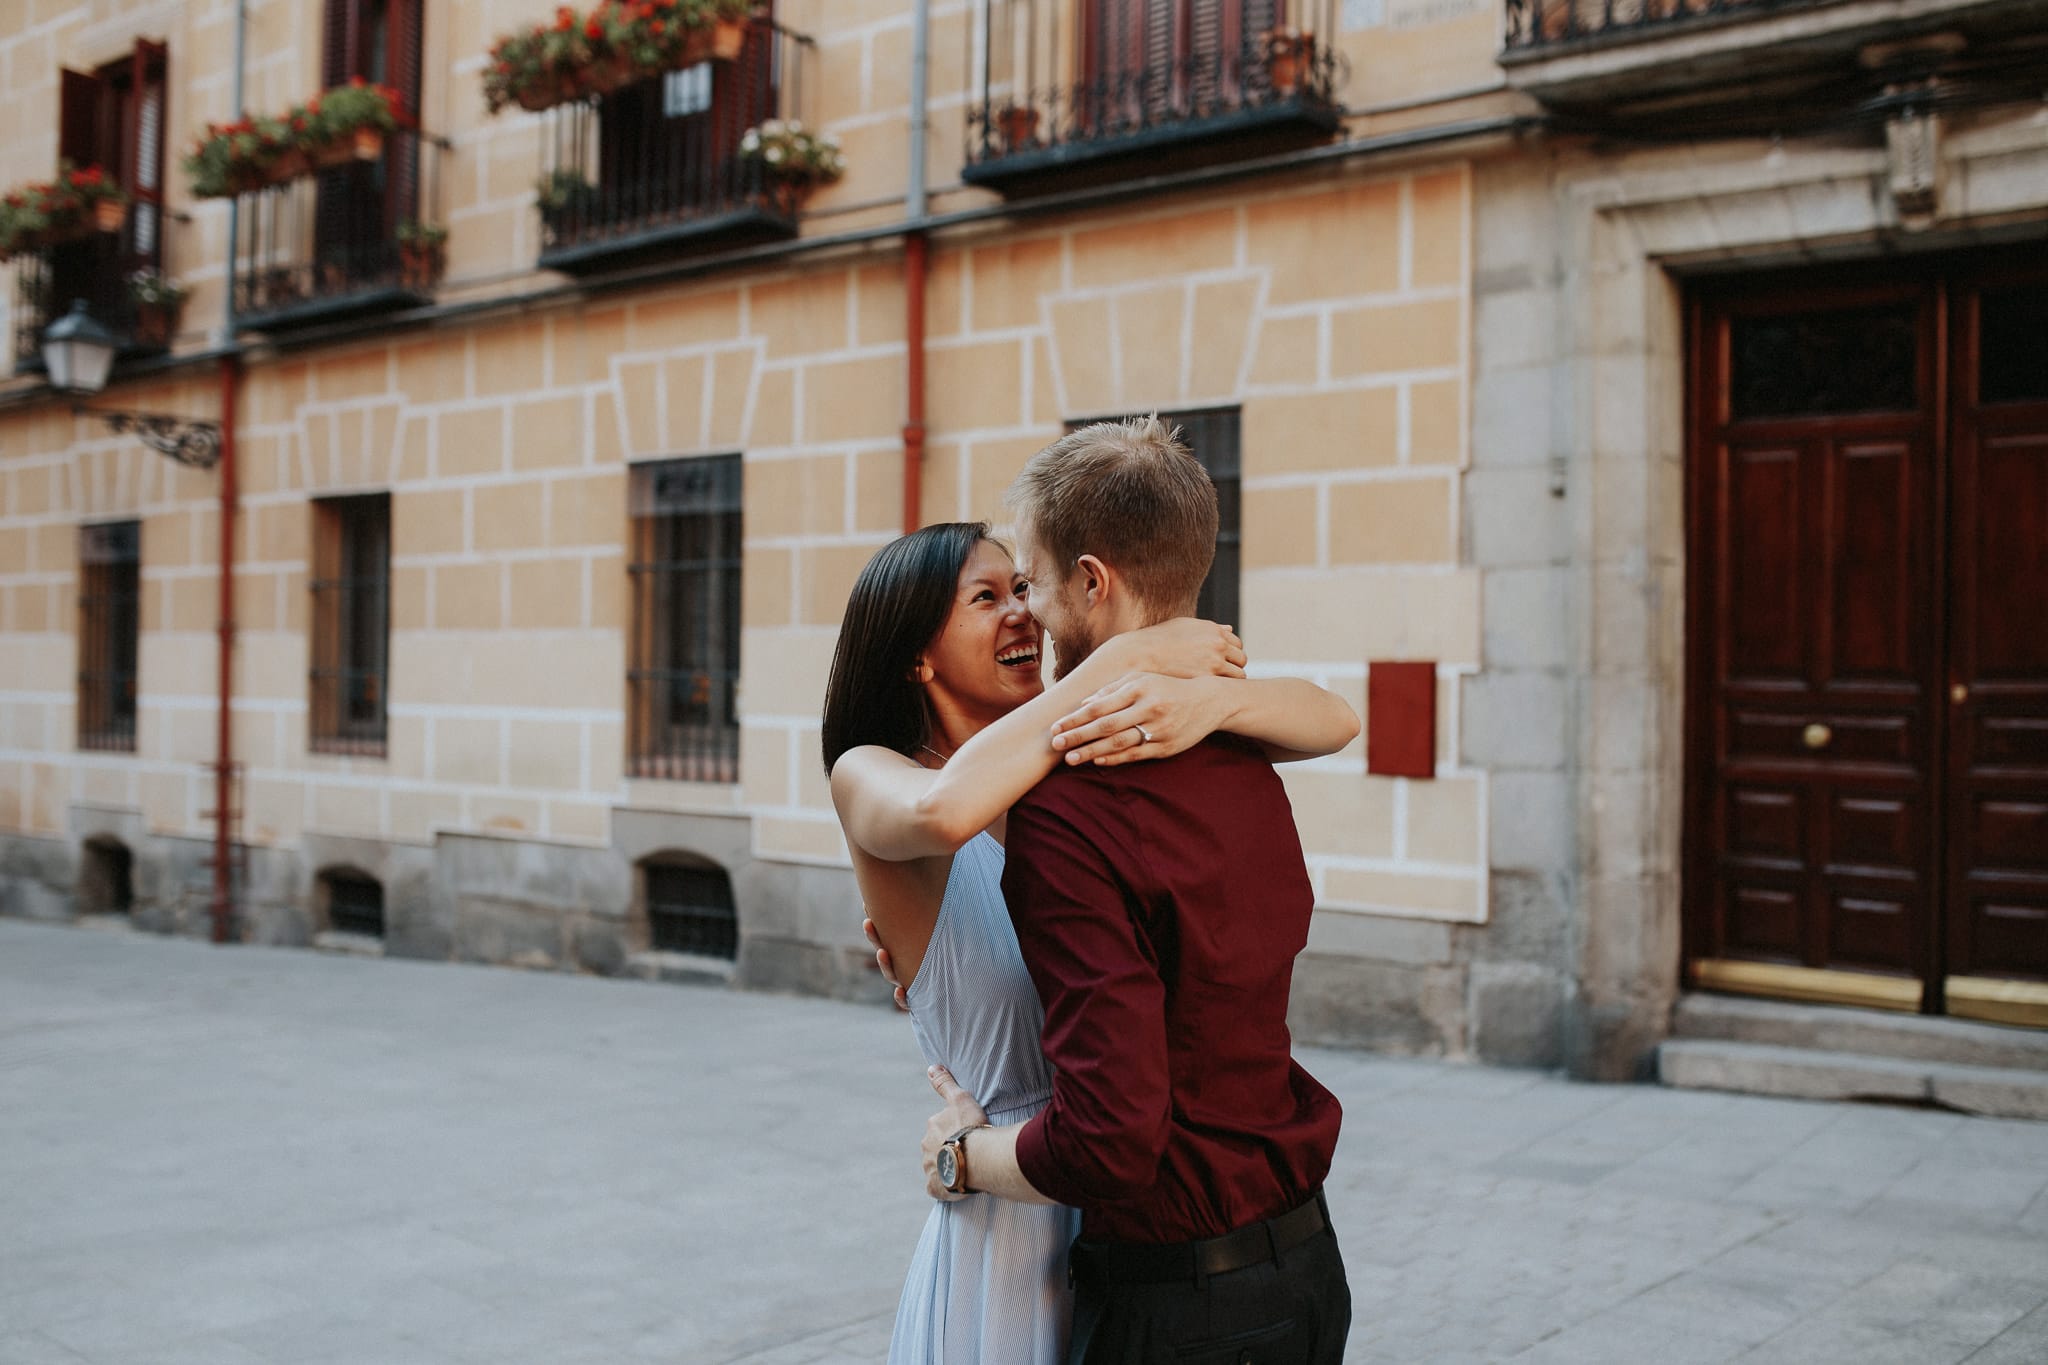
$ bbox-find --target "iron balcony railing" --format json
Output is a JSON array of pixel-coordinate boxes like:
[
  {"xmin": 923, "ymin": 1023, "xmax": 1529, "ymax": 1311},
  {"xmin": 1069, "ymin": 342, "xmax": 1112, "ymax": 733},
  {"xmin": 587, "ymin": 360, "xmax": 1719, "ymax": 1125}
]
[
  {"xmin": 12, "ymin": 210, "xmax": 169, "ymax": 372},
  {"xmin": 966, "ymin": 0, "xmax": 1345, "ymax": 181},
  {"xmin": 1503, "ymin": 0, "xmax": 1814, "ymax": 49},
  {"xmin": 231, "ymin": 126, "xmax": 446, "ymax": 329},
  {"xmin": 535, "ymin": 17, "xmax": 813, "ymax": 271}
]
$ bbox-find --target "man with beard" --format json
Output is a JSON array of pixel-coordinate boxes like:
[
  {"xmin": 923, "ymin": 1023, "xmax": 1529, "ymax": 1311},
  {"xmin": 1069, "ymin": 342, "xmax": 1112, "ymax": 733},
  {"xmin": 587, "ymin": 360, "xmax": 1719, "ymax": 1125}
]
[{"xmin": 917, "ymin": 415, "xmax": 1352, "ymax": 1364}]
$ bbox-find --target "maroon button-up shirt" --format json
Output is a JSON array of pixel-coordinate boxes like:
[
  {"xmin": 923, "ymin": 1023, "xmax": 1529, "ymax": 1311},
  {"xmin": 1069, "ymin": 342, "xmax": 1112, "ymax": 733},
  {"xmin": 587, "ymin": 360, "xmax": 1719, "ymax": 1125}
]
[{"xmin": 1005, "ymin": 735, "xmax": 1341, "ymax": 1246}]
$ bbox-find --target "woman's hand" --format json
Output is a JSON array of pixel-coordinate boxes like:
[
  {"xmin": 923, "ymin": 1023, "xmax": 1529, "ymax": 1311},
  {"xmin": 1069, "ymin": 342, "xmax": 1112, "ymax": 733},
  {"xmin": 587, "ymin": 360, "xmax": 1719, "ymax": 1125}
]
[
  {"xmin": 1050, "ymin": 672, "xmax": 1235, "ymax": 766},
  {"xmin": 1110, "ymin": 617, "xmax": 1246, "ymax": 681}
]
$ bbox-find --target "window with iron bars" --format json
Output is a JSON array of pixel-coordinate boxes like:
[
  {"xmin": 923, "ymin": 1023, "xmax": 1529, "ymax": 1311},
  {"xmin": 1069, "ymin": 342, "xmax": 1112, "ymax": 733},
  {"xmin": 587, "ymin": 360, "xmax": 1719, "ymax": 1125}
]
[
  {"xmin": 323, "ymin": 868, "xmax": 384, "ymax": 937},
  {"xmin": 643, "ymin": 859, "xmax": 738, "ymax": 959},
  {"xmin": 1063, "ymin": 408, "xmax": 1241, "ymax": 629},
  {"xmin": 309, "ymin": 493, "xmax": 390, "ymax": 755},
  {"xmin": 78, "ymin": 521, "xmax": 141, "ymax": 753},
  {"xmin": 628, "ymin": 455, "xmax": 742, "ymax": 782}
]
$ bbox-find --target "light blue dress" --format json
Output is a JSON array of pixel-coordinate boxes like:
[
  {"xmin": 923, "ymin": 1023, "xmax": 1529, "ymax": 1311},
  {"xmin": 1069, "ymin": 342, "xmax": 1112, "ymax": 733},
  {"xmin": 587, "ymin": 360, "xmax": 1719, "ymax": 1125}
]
[{"xmin": 888, "ymin": 831, "xmax": 1081, "ymax": 1365}]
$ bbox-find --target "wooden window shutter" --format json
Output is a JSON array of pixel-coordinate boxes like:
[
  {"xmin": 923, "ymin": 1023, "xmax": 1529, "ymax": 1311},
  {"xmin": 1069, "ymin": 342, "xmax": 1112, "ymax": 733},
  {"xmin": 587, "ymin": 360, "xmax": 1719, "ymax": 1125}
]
[
  {"xmin": 128, "ymin": 41, "xmax": 169, "ymax": 268},
  {"xmin": 385, "ymin": 0, "xmax": 425, "ymax": 228},
  {"xmin": 321, "ymin": 0, "xmax": 353, "ymax": 87},
  {"xmin": 310, "ymin": 503, "xmax": 343, "ymax": 744},
  {"xmin": 60, "ymin": 68, "xmax": 109, "ymax": 168},
  {"xmin": 314, "ymin": 0, "xmax": 356, "ymax": 265},
  {"xmin": 387, "ymin": 0, "xmax": 423, "ymax": 111}
]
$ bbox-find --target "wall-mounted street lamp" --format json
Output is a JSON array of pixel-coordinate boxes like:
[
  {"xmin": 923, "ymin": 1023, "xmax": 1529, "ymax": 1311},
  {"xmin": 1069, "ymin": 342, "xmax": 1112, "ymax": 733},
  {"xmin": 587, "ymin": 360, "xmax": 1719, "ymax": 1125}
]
[{"xmin": 43, "ymin": 300, "xmax": 224, "ymax": 470}]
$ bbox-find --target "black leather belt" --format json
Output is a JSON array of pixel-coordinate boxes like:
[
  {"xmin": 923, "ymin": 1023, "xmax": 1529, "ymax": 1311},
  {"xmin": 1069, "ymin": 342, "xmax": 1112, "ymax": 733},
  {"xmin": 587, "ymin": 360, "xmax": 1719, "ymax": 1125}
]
[{"xmin": 1068, "ymin": 1189, "xmax": 1332, "ymax": 1286}]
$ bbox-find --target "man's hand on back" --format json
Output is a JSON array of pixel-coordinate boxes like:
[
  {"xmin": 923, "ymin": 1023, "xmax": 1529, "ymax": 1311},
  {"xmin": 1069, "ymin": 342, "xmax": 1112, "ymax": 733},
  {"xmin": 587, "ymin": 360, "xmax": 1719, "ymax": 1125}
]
[{"xmin": 863, "ymin": 916, "xmax": 909, "ymax": 1012}]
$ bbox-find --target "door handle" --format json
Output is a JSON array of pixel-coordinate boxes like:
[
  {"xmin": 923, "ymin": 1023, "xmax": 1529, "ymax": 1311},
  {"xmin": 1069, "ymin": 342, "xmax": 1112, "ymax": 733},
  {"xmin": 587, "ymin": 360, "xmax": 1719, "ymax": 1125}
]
[
  {"xmin": 1951, "ymin": 683, "xmax": 1969, "ymax": 705},
  {"xmin": 1802, "ymin": 723, "xmax": 1832, "ymax": 751}
]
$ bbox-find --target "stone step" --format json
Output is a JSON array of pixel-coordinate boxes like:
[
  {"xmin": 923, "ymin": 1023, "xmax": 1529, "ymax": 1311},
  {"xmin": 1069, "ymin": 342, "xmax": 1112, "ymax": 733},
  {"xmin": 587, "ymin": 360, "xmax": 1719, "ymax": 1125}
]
[
  {"xmin": 1657, "ymin": 1038, "xmax": 2048, "ymax": 1121},
  {"xmin": 1672, "ymin": 991, "xmax": 2048, "ymax": 1072}
]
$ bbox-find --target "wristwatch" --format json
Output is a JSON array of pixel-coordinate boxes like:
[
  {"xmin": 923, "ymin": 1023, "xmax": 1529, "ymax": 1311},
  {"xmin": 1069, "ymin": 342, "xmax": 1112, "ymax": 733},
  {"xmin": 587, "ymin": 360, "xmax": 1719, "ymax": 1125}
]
[{"xmin": 936, "ymin": 1123, "xmax": 990, "ymax": 1195}]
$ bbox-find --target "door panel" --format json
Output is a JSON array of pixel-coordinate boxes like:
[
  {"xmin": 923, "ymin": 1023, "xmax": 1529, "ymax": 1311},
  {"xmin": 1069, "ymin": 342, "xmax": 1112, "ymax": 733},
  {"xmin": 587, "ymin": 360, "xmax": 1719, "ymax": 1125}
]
[
  {"xmin": 1945, "ymin": 273, "xmax": 2048, "ymax": 1001},
  {"xmin": 1691, "ymin": 284, "xmax": 1938, "ymax": 994}
]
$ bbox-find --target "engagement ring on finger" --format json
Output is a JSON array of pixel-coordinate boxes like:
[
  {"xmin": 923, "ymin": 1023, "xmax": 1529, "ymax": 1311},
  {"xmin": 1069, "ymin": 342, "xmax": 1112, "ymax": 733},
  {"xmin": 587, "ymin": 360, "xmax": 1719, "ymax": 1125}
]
[{"xmin": 1137, "ymin": 726, "xmax": 1153, "ymax": 744}]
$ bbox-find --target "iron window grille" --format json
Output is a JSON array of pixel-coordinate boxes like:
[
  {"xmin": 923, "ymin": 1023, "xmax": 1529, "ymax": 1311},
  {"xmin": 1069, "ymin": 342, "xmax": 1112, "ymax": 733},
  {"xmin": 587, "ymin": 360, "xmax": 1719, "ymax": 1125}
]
[
  {"xmin": 78, "ymin": 521, "xmax": 141, "ymax": 753},
  {"xmin": 323, "ymin": 869, "xmax": 385, "ymax": 937},
  {"xmin": 644, "ymin": 860, "xmax": 738, "ymax": 959},
  {"xmin": 628, "ymin": 455, "xmax": 743, "ymax": 782},
  {"xmin": 309, "ymin": 493, "xmax": 391, "ymax": 755},
  {"xmin": 1064, "ymin": 407, "xmax": 1241, "ymax": 629}
]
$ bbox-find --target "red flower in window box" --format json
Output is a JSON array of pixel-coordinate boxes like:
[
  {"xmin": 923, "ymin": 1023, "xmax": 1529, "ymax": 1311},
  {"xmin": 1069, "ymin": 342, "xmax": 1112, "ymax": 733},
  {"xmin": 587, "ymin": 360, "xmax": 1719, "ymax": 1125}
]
[{"xmin": 0, "ymin": 161, "xmax": 130, "ymax": 260}]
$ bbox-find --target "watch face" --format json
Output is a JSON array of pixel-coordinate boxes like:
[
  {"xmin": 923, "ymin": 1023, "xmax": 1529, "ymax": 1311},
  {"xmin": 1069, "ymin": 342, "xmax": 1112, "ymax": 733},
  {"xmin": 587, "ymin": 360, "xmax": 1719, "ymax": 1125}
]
[{"xmin": 936, "ymin": 1144, "xmax": 959, "ymax": 1191}]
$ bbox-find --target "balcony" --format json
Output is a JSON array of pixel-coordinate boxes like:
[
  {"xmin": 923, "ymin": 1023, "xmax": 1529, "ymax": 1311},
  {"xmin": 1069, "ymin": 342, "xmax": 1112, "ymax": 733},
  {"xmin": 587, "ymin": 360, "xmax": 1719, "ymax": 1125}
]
[
  {"xmin": 12, "ymin": 214, "xmax": 170, "ymax": 374},
  {"xmin": 534, "ymin": 18, "xmax": 814, "ymax": 277},
  {"xmin": 231, "ymin": 127, "xmax": 446, "ymax": 334},
  {"xmin": 1500, "ymin": 0, "xmax": 2048, "ymax": 119},
  {"xmin": 964, "ymin": 0, "xmax": 1346, "ymax": 196}
]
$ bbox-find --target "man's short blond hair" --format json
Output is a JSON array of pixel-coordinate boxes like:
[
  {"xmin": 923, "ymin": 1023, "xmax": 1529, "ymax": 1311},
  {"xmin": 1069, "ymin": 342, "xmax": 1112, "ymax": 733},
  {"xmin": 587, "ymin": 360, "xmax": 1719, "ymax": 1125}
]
[{"xmin": 1005, "ymin": 414, "xmax": 1217, "ymax": 616}]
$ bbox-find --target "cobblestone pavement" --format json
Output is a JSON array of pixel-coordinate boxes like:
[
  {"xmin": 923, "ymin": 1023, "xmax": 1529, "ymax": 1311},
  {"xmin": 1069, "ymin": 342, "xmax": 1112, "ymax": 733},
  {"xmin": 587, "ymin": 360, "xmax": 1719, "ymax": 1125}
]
[{"xmin": 3, "ymin": 918, "xmax": 2046, "ymax": 1364}]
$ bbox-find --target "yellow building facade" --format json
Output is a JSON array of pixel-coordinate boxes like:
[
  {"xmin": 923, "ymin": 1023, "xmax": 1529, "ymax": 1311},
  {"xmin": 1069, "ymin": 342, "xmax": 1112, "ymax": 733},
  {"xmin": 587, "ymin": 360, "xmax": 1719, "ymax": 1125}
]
[{"xmin": 5, "ymin": 0, "xmax": 2045, "ymax": 1077}]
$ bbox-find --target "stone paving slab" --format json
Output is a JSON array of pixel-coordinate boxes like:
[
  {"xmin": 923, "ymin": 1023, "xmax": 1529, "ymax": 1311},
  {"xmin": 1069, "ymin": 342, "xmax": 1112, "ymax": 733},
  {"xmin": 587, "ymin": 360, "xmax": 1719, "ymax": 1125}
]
[{"xmin": 2, "ymin": 918, "xmax": 2046, "ymax": 1364}]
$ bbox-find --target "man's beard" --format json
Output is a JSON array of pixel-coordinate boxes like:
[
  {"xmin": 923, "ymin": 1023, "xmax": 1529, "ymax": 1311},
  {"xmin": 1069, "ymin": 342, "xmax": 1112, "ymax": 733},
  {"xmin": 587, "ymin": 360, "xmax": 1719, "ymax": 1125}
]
[{"xmin": 1050, "ymin": 625, "xmax": 1099, "ymax": 681}]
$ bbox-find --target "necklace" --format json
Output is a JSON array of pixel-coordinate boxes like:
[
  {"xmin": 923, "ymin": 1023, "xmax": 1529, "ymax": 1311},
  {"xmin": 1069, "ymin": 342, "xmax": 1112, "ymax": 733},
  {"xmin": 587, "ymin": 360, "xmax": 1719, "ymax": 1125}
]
[{"xmin": 917, "ymin": 742, "xmax": 951, "ymax": 767}]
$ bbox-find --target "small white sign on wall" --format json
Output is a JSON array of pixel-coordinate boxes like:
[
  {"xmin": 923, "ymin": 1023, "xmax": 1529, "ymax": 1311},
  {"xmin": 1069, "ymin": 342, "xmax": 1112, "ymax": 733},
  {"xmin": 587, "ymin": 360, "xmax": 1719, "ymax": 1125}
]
[{"xmin": 1385, "ymin": 0, "xmax": 1490, "ymax": 28}]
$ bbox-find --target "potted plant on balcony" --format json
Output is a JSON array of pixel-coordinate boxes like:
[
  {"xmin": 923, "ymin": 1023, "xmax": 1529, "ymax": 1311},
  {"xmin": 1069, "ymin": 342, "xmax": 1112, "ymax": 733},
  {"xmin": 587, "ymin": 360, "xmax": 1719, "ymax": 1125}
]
[
  {"xmin": 738, "ymin": 119, "xmax": 844, "ymax": 217},
  {"xmin": 0, "ymin": 163, "xmax": 131, "ymax": 260},
  {"xmin": 126, "ymin": 270, "xmax": 189, "ymax": 349},
  {"xmin": 1261, "ymin": 28, "xmax": 1316, "ymax": 97},
  {"xmin": 994, "ymin": 103, "xmax": 1041, "ymax": 151},
  {"xmin": 484, "ymin": 1, "xmax": 762, "ymax": 115},
  {"xmin": 184, "ymin": 117, "xmax": 298, "ymax": 198},
  {"xmin": 306, "ymin": 79, "xmax": 408, "ymax": 167},
  {"xmin": 536, "ymin": 169, "xmax": 600, "ymax": 242},
  {"xmin": 689, "ymin": 0, "xmax": 759, "ymax": 63},
  {"xmin": 396, "ymin": 220, "xmax": 449, "ymax": 289},
  {"xmin": 484, "ymin": 8, "xmax": 600, "ymax": 113}
]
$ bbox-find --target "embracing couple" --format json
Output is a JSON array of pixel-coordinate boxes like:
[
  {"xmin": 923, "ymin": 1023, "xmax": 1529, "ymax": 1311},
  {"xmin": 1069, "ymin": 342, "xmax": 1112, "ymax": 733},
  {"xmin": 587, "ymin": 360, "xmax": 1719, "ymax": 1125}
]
[{"xmin": 822, "ymin": 417, "xmax": 1356, "ymax": 1364}]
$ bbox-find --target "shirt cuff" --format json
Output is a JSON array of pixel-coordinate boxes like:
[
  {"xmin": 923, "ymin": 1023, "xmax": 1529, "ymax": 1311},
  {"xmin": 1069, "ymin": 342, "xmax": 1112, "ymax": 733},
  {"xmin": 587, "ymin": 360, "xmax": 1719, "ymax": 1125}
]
[{"xmin": 1014, "ymin": 1109, "xmax": 1071, "ymax": 1206}]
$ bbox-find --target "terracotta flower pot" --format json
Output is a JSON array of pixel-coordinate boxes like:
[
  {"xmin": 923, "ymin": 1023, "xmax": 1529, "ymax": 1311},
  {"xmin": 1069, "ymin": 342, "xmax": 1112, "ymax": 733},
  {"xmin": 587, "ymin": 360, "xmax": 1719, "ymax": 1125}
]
[
  {"xmin": 997, "ymin": 105, "xmax": 1040, "ymax": 149},
  {"xmin": 92, "ymin": 199, "xmax": 128, "ymax": 233},
  {"xmin": 708, "ymin": 18, "xmax": 748, "ymax": 62},
  {"xmin": 758, "ymin": 177, "xmax": 807, "ymax": 219},
  {"xmin": 399, "ymin": 241, "xmax": 445, "ymax": 290},
  {"xmin": 308, "ymin": 138, "xmax": 354, "ymax": 171},
  {"xmin": 1265, "ymin": 32, "xmax": 1313, "ymax": 96},
  {"xmin": 585, "ymin": 52, "xmax": 640, "ymax": 95},
  {"xmin": 132, "ymin": 299, "xmax": 182, "ymax": 349},
  {"xmin": 352, "ymin": 128, "xmax": 384, "ymax": 161},
  {"xmin": 517, "ymin": 82, "xmax": 559, "ymax": 112}
]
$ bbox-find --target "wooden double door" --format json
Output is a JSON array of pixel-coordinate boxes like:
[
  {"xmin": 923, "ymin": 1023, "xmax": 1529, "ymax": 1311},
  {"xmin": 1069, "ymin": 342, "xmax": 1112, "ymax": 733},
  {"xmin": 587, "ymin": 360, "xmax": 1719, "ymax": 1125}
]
[{"xmin": 1685, "ymin": 254, "xmax": 2048, "ymax": 1027}]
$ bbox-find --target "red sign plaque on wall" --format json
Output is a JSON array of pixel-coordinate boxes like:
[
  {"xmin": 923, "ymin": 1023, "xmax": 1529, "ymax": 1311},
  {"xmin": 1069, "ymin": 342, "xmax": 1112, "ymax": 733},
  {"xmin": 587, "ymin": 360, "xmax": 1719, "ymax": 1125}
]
[{"xmin": 1367, "ymin": 660, "xmax": 1436, "ymax": 779}]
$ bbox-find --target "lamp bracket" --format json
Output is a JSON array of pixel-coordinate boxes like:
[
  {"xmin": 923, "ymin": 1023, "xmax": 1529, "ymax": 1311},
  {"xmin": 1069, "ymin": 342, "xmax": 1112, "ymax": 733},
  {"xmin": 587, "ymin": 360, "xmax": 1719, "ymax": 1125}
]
[{"xmin": 77, "ymin": 405, "xmax": 224, "ymax": 471}]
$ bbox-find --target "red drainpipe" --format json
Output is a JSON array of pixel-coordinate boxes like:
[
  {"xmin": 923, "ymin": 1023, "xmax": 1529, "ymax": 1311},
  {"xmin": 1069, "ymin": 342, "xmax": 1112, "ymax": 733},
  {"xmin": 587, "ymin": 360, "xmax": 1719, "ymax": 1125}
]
[
  {"xmin": 902, "ymin": 230, "xmax": 929, "ymax": 535},
  {"xmin": 211, "ymin": 355, "xmax": 240, "ymax": 944}
]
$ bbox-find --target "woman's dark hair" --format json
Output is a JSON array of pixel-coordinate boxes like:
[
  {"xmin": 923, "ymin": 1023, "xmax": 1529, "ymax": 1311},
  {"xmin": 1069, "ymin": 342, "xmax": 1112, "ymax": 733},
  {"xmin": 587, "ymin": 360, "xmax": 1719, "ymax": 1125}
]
[{"xmin": 822, "ymin": 522, "xmax": 993, "ymax": 774}]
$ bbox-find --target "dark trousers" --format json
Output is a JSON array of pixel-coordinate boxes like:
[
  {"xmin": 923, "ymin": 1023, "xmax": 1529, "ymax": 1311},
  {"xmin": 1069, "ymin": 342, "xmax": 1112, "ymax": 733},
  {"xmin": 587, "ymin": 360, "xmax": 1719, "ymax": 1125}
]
[{"xmin": 1065, "ymin": 1219, "xmax": 1350, "ymax": 1364}]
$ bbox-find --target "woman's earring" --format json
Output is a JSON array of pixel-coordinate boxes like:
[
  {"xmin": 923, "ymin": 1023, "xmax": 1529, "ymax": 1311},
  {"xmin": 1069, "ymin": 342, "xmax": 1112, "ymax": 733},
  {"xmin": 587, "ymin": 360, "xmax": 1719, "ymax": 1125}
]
[{"xmin": 908, "ymin": 661, "xmax": 934, "ymax": 685}]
